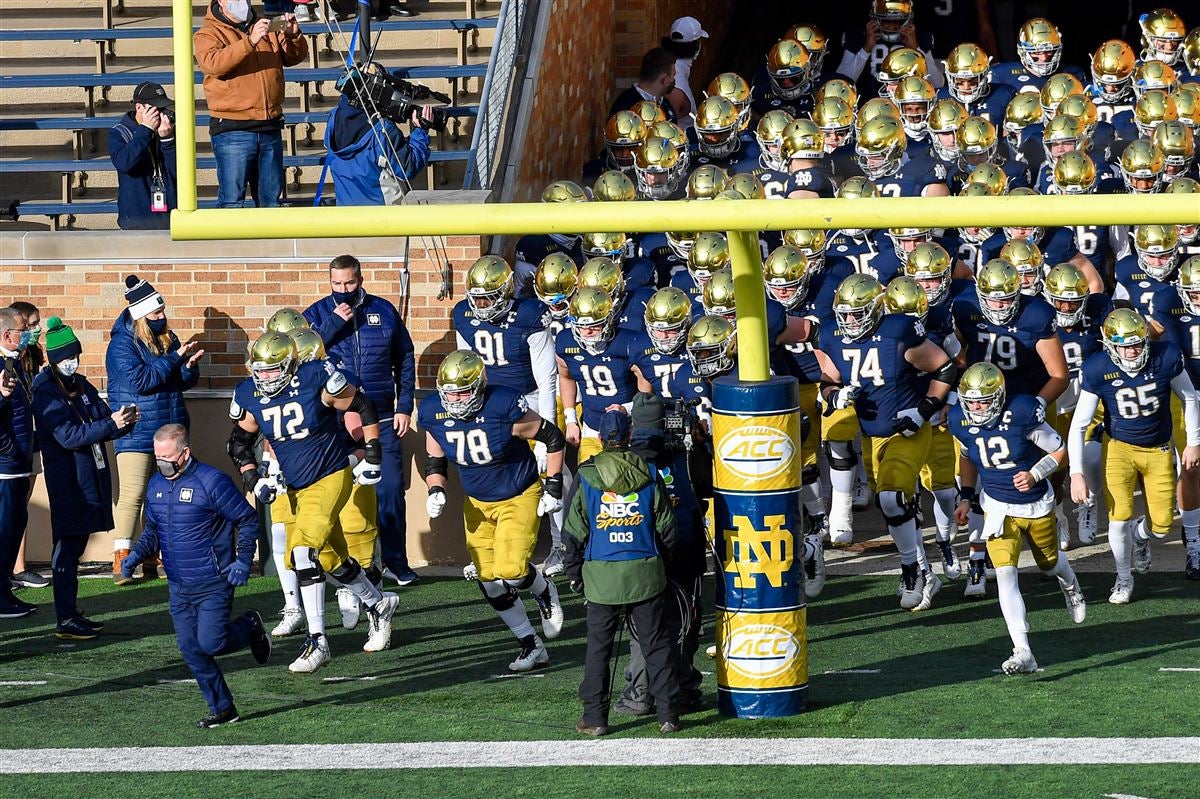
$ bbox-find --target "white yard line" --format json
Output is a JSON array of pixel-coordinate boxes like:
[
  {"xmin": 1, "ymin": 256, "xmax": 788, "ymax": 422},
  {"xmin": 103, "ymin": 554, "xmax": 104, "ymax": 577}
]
[
  {"xmin": 1157, "ymin": 667, "xmax": 1200, "ymax": 672},
  {"xmin": 321, "ymin": 676, "xmax": 378, "ymax": 683},
  {"xmin": 823, "ymin": 669, "xmax": 883, "ymax": 675},
  {"xmin": 3, "ymin": 738, "xmax": 1199, "ymax": 773},
  {"xmin": 0, "ymin": 680, "xmax": 47, "ymax": 686}
]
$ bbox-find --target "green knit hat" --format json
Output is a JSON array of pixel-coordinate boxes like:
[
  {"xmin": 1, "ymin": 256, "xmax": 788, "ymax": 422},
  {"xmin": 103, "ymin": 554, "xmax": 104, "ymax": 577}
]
[{"xmin": 44, "ymin": 316, "xmax": 82, "ymax": 363}]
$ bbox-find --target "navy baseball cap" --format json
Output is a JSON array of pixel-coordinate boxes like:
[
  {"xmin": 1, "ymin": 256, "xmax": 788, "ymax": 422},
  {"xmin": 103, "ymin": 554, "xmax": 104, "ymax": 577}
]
[{"xmin": 599, "ymin": 409, "xmax": 632, "ymax": 449}]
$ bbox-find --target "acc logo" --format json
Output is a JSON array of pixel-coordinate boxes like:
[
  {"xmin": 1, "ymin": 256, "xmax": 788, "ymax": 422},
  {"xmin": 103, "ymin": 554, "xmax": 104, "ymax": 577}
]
[
  {"xmin": 723, "ymin": 623, "xmax": 801, "ymax": 680},
  {"xmin": 717, "ymin": 425, "xmax": 795, "ymax": 480},
  {"xmin": 1112, "ymin": 379, "xmax": 1124, "ymax": 387},
  {"xmin": 179, "ymin": 488, "xmax": 194, "ymax": 503}
]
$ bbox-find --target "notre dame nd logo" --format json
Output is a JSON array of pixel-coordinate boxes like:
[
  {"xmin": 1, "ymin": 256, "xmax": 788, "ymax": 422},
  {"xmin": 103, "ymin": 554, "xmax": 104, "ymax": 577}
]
[{"xmin": 723, "ymin": 514, "xmax": 792, "ymax": 589}]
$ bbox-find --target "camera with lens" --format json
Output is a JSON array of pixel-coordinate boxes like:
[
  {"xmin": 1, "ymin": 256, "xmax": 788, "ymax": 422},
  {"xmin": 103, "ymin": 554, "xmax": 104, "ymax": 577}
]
[
  {"xmin": 663, "ymin": 397, "xmax": 702, "ymax": 453},
  {"xmin": 336, "ymin": 61, "xmax": 451, "ymax": 132}
]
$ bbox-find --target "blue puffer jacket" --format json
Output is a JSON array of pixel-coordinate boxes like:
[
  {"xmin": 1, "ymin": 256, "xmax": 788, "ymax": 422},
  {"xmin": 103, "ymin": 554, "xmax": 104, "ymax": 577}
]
[
  {"xmin": 132, "ymin": 459, "xmax": 259, "ymax": 593},
  {"xmin": 105, "ymin": 310, "xmax": 199, "ymax": 454},
  {"xmin": 31, "ymin": 370, "xmax": 128, "ymax": 539},
  {"xmin": 0, "ymin": 353, "xmax": 35, "ymax": 476},
  {"xmin": 303, "ymin": 292, "xmax": 416, "ymax": 413}
]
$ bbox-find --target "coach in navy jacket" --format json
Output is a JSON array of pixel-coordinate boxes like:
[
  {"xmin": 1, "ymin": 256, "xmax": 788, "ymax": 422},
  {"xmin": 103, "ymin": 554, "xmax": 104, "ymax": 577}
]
[
  {"xmin": 303, "ymin": 254, "xmax": 418, "ymax": 584},
  {"xmin": 122, "ymin": 424, "xmax": 269, "ymax": 728}
]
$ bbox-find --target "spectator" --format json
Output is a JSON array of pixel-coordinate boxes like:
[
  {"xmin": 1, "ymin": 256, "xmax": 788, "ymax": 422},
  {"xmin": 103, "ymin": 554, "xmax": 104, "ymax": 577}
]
[
  {"xmin": 325, "ymin": 73, "xmax": 433, "ymax": 205},
  {"xmin": 0, "ymin": 308, "xmax": 38, "ymax": 619},
  {"xmin": 30, "ymin": 318, "xmax": 137, "ymax": 640},
  {"xmin": 563, "ymin": 409, "xmax": 681, "ymax": 736},
  {"xmin": 609, "ymin": 48, "xmax": 679, "ymax": 122},
  {"xmin": 120, "ymin": 425, "xmax": 271, "ymax": 729},
  {"xmin": 110, "ymin": 82, "xmax": 178, "ymax": 230},
  {"xmin": 105, "ymin": 275, "xmax": 204, "ymax": 586},
  {"xmin": 303, "ymin": 255, "xmax": 418, "ymax": 586},
  {"xmin": 194, "ymin": 1, "xmax": 308, "ymax": 208},
  {"xmin": 6, "ymin": 302, "xmax": 48, "ymax": 591},
  {"xmin": 661, "ymin": 17, "xmax": 709, "ymax": 130}
]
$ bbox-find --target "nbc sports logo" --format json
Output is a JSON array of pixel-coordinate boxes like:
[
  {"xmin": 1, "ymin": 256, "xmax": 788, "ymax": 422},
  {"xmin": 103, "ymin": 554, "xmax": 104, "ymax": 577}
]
[
  {"xmin": 722, "ymin": 623, "xmax": 801, "ymax": 681},
  {"xmin": 717, "ymin": 425, "xmax": 795, "ymax": 481}
]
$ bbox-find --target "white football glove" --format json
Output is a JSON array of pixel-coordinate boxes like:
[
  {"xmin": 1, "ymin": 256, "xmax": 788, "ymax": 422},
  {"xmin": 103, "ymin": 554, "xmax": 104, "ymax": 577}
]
[
  {"xmin": 822, "ymin": 385, "xmax": 858, "ymax": 415},
  {"xmin": 352, "ymin": 456, "xmax": 382, "ymax": 486},
  {"xmin": 426, "ymin": 486, "xmax": 447, "ymax": 518},
  {"xmin": 893, "ymin": 407, "xmax": 925, "ymax": 437},
  {"xmin": 537, "ymin": 492, "xmax": 562, "ymax": 517},
  {"xmin": 253, "ymin": 476, "xmax": 278, "ymax": 505},
  {"xmin": 462, "ymin": 562, "xmax": 479, "ymax": 581},
  {"xmin": 533, "ymin": 441, "xmax": 548, "ymax": 474},
  {"xmin": 537, "ymin": 474, "xmax": 564, "ymax": 517}
]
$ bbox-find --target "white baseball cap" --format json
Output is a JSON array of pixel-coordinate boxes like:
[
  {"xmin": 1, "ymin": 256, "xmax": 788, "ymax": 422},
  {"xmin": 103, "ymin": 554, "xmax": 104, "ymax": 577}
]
[{"xmin": 670, "ymin": 16, "xmax": 708, "ymax": 43}]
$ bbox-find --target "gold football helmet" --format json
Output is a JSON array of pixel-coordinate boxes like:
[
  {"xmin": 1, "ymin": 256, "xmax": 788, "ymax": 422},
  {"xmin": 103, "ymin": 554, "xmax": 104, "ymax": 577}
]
[
  {"xmin": 903, "ymin": 241, "xmax": 953, "ymax": 306},
  {"xmin": 603, "ymin": 110, "xmax": 648, "ymax": 169},
  {"xmin": 885, "ymin": 276, "xmax": 929, "ymax": 323},
  {"xmin": 878, "ymin": 47, "xmax": 927, "ymax": 98},
  {"xmin": 1102, "ymin": 308, "xmax": 1150, "ymax": 373},
  {"xmin": 967, "ymin": 162, "xmax": 1009, "ymax": 196},
  {"xmin": 686, "ymin": 314, "xmax": 737, "ymax": 377},
  {"xmin": 1173, "ymin": 85, "xmax": 1200, "ymax": 130},
  {"xmin": 1018, "ymin": 18, "xmax": 1063, "ymax": 77},
  {"xmin": 1135, "ymin": 89, "xmax": 1179, "ymax": 138},
  {"xmin": 929, "ymin": 97, "xmax": 969, "ymax": 161},
  {"xmin": 1043, "ymin": 262, "xmax": 1091, "ymax": 328},
  {"xmin": 1056, "ymin": 93, "xmax": 1098, "ymax": 147},
  {"xmin": 541, "ymin": 180, "xmax": 588, "ymax": 204},
  {"xmin": 782, "ymin": 227, "xmax": 829, "ymax": 269},
  {"xmin": 945, "ymin": 43, "xmax": 992, "ymax": 104},
  {"xmin": 578, "ymin": 256, "xmax": 626, "ymax": 305},
  {"xmin": 893, "ymin": 75, "xmax": 936, "ymax": 135},
  {"xmin": 631, "ymin": 100, "xmax": 667, "ymax": 127},
  {"xmin": 1003, "ymin": 92, "xmax": 1044, "ymax": 150},
  {"xmin": 592, "ymin": 169, "xmax": 637, "ymax": 202},
  {"xmin": 1120, "ymin": 139, "xmax": 1167, "ymax": 193},
  {"xmin": 644, "ymin": 287, "xmax": 693, "ymax": 355},
  {"xmin": 855, "ymin": 117, "xmax": 906, "ymax": 178},
  {"xmin": 581, "ymin": 231, "xmax": 631, "ymax": 264},
  {"xmin": 870, "ymin": 0, "xmax": 914, "ymax": 43},
  {"xmin": 756, "ymin": 109, "xmax": 795, "ymax": 169},
  {"xmin": 1091, "ymin": 40, "xmax": 1137, "ymax": 102},
  {"xmin": 1185, "ymin": 27, "xmax": 1200, "ymax": 75},
  {"xmin": 1042, "ymin": 113, "xmax": 1085, "ymax": 165},
  {"xmin": 788, "ymin": 23, "xmax": 828, "ymax": 73},
  {"xmin": 707, "ymin": 72, "xmax": 753, "ymax": 131},
  {"xmin": 533, "ymin": 253, "xmax": 578, "ymax": 320},
  {"xmin": 695, "ymin": 95, "xmax": 742, "ymax": 158},
  {"xmin": 975, "ymin": 258, "xmax": 1022, "ymax": 326},
  {"xmin": 688, "ymin": 232, "xmax": 730, "ymax": 284},
  {"xmin": 569, "ymin": 287, "xmax": 616, "ymax": 355},
  {"xmin": 1000, "ymin": 238, "xmax": 1046, "ymax": 295},
  {"xmin": 763, "ymin": 245, "xmax": 813, "ymax": 310},
  {"xmin": 724, "ymin": 172, "xmax": 766, "ymax": 200},
  {"xmin": 781, "ymin": 118, "xmax": 825, "ymax": 162},
  {"xmin": 1139, "ymin": 8, "xmax": 1187, "ymax": 65},
  {"xmin": 815, "ymin": 77, "xmax": 858, "ymax": 109},
  {"xmin": 958, "ymin": 182, "xmax": 999, "ymax": 243},
  {"xmin": 959, "ymin": 362, "xmax": 1006, "ymax": 426},
  {"xmin": 1133, "ymin": 223, "xmax": 1180, "ymax": 280},
  {"xmin": 834, "ymin": 178, "xmax": 878, "ymax": 238},
  {"xmin": 465, "ymin": 255, "xmax": 515, "ymax": 322},
  {"xmin": 956, "ymin": 116, "xmax": 998, "ymax": 169},
  {"xmin": 833, "ymin": 274, "xmax": 885, "ymax": 341},
  {"xmin": 1177, "ymin": 255, "xmax": 1200, "ymax": 314},
  {"xmin": 887, "ymin": 226, "xmax": 933, "ymax": 264},
  {"xmin": 651, "ymin": 120, "xmax": 688, "ymax": 150},
  {"xmin": 1052, "ymin": 151, "xmax": 1098, "ymax": 195},
  {"xmin": 702, "ymin": 268, "xmax": 737, "ymax": 321},
  {"xmin": 687, "ymin": 164, "xmax": 730, "ymax": 200},
  {"xmin": 633, "ymin": 137, "xmax": 685, "ymax": 200},
  {"xmin": 767, "ymin": 38, "xmax": 812, "ymax": 100},
  {"xmin": 265, "ymin": 308, "xmax": 309, "ymax": 334},
  {"xmin": 249, "ymin": 332, "xmax": 299, "ymax": 397},
  {"xmin": 436, "ymin": 350, "xmax": 488, "ymax": 419},
  {"xmin": 288, "ymin": 328, "xmax": 326, "ymax": 365},
  {"xmin": 858, "ymin": 96, "xmax": 901, "ymax": 130},
  {"xmin": 812, "ymin": 97, "xmax": 855, "ymax": 153},
  {"xmin": 666, "ymin": 229, "xmax": 699, "ymax": 261},
  {"xmin": 1134, "ymin": 60, "xmax": 1179, "ymax": 101},
  {"xmin": 1040, "ymin": 72, "xmax": 1084, "ymax": 117},
  {"xmin": 1165, "ymin": 176, "xmax": 1200, "ymax": 243}
]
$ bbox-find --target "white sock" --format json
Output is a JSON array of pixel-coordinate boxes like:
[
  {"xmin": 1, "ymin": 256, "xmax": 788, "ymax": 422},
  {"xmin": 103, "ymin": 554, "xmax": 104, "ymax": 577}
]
[
  {"xmin": 932, "ymin": 488, "xmax": 957, "ymax": 542},
  {"xmin": 300, "ymin": 580, "xmax": 326, "ymax": 635},
  {"xmin": 1180, "ymin": 509, "xmax": 1199, "ymax": 546},
  {"xmin": 967, "ymin": 509, "xmax": 984, "ymax": 544},
  {"xmin": 272, "ymin": 523, "xmax": 302, "ymax": 611},
  {"xmin": 889, "ymin": 519, "xmax": 920, "ymax": 563},
  {"xmin": 1044, "ymin": 550, "xmax": 1076, "ymax": 588},
  {"xmin": 915, "ymin": 532, "xmax": 931, "ymax": 573},
  {"xmin": 1133, "ymin": 517, "xmax": 1151, "ymax": 542},
  {"xmin": 969, "ymin": 547, "xmax": 987, "ymax": 561},
  {"xmin": 113, "ymin": 538, "xmax": 132, "ymax": 551},
  {"xmin": 800, "ymin": 481, "xmax": 827, "ymax": 519},
  {"xmin": 526, "ymin": 568, "xmax": 549, "ymax": 596},
  {"xmin": 333, "ymin": 568, "xmax": 384, "ymax": 607},
  {"xmin": 1082, "ymin": 440, "xmax": 1103, "ymax": 496},
  {"xmin": 829, "ymin": 466, "xmax": 855, "ymax": 504},
  {"xmin": 1109, "ymin": 518, "xmax": 1133, "ymax": 581},
  {"xmin": 549, "ymin": 467, "xmax": 573, "ymax": 548},
  {"xmin": 995, "ymin": 565, "xmax": 1030, "ymax": 652},
  {"xmin": 497, "ymin": 600, "xmax": 536, "ymax": 640}
]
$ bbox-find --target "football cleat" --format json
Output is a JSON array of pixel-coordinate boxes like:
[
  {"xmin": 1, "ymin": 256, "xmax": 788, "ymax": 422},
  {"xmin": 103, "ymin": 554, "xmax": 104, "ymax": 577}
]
[
  {"xmin": 1132, "ymin": 517, "xmax": 1152, "ymax": 574},
  {"xmin": 1061, "ymin": 576, "xmax": 1087, "ymax": 624},
  {"xmin": 803, "ymin": 532, "xmax": 826, "ymax": 599},
  {"xmin": 1183, "ymin": 532, "xmax": 1200, "ymax": 580},
  {"xmin": 983, "ymin": 551, "xmax": 996, "ymax": 579},
  {"xmin": 541, "ymin": 546, "xmax": 566, "ymax": 578},
  {"xmin": 938, "ymin": 540, "xmax": 961, "ymax": 581},
  {"xmin": 462, "ymin": 562, "xmax": 479, "ymax": 581},
  {"xmin": 1076, "ymin": 502, "xmax": 1097, "ymax": 545},
  {"xmin": 289, "ymin": 633, "xmax": 331, "ymax": 673},
  {"xmin": 1001, "ymin": 647, "xmax": 1039, "ymax": 675},
  {"xmin": 533, "ymin": 579, "xmax": 564, "ymax": 640},
  {"xmin": 912, "ymin": 570, "xmax": 942, "ymax": 612},
  {"xmin": 337, "ymin": 587, "xmax": 362, "ymax": 631},
  {"xmin": 363, "ymin": 593, "xmax": 400, "ymax": 653},
  {"xmin": 963, "ymin": 559, "xmax": 988, "ymax": 598},
  {"xmin": 509, "ymin": 634, "xmax": 550, "ymax": 672},
  {"xmin": 1108, "ymin": 578, "xmax": 1134, "ymax": 605},
  {"xmin": 271, "ymin": 607, "xmax": 305, "ymax": 637},
  {"xmin": 899, "ymin": 562, "xmax": 924, "ymax": 610}
]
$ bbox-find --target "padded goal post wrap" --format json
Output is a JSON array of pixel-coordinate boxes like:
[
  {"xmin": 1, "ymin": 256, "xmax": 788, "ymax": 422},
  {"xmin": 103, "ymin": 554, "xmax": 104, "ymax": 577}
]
[{"xmin": 712, "ymin": 375, "xmax": 808, "ymax": 718}]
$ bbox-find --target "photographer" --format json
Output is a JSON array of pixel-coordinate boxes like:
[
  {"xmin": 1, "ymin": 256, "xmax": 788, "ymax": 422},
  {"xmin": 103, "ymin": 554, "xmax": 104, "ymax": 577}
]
[
  {"xmin": 324, "ymin": 73, "xmax": 433, "ymax": 206},
  {"xmin": 110, "ymin": 82, "xmax": 177, "ymax": 230}
]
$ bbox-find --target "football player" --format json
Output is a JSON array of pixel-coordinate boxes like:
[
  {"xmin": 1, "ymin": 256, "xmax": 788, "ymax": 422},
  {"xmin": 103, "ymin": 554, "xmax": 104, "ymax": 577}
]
[
  {"xmin": 876, "ymin": 47, "xmax": 928, "ymax": 101},
  {"xmin": 1154, "ymin": 120, "xmax": 1197, "ymax": 184},
  {"xmin": 991, "ymin": 18, "xmax": 1086, "ymax": 94},
  {"xmin": 825, "ymin": 178, "xmax": 893, "ymax": 279},
  {"xmin": 1138, "ymin": 8, "xmax": 1189, "ymax": 71},
  {"xmin": 1170, "ymin": 256, "xmax": 1200, "ymax": 578},
  {"xmin": 951, "ymin": 363, "xmax": 1086, "ymax": 674},
  {"xmin": 670, "ymin": 232, "xmax": 729, "ymax": 315},
  {"xmin": 421, "ymin": 351, "xmax": 566, "ymax": 670},
  {"xmin": 811, "ymin": 95, "xmax": 859, "ymax": 182},
  {"xmin": 1088, "ymin": 40, "xmax": 1139, "ymax": 141},
  {"xmin": 781, "ymin": 119, "xmax": 836, "ymax": 199},
  {"xmin": 691, "ymin": 95, "xmax": 760, "ymax": 174},
  {"xmin": 855, "ymin": 117, "xmax": 950, "ymax": 198},
  {"xmin": 579, "ymin": 256, "xmax": 655, "ymax": 339},
  {"xmin": 948, "ymin": 116, "xmax": 1031, "ymax": 192},
  {"xmin": 1069, "ymin": 309, "xmax": 1200, "ymax": 603},
  {"xmin": 581, "ymin": 231, "xmax": 656, "ymax": 292},
  {"xmin": 836, "ymin": 0, "xmax": 944, "ymax": 100},
  {"xmin": 819, "ymin": 274, "xmax": 958, "ymax": 610},
  {"xmin": 892, "ymin": 75, "xmax": 937, "ymax": 157},
  {"xmin": 942, "ymin": 43, "xmax": 1015, "ymax": 124},
  {"xmin": 581, "ymin": 111, "xmax": 646, "ymax": 187},
  {"xmin": 1114, "ymin": 223, "xmax": 1182, "ymax": 327},
  {"xmin": 753, "ymin": 109, "xmax": 796, "ymax": 197},
  {"xmin": 513, "ymin": 181, "xmax": 586, "ymax": 298},
  {"xmin": 633, "ymin": 137, "xmax": 688, "ymax": 200},
  {"xmin": 228, "ymin": 332, "xmax": 398, "ymax": 673},
  {"xmin": 752, "ymin": 37, "xmax": 816, "ymax": 118}
]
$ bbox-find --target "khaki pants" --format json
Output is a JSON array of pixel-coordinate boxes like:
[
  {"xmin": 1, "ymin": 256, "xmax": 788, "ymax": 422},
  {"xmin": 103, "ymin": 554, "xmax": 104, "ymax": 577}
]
[{"xmin": 114, "ymin": 452, "xmax": 156, "ymax": 550}]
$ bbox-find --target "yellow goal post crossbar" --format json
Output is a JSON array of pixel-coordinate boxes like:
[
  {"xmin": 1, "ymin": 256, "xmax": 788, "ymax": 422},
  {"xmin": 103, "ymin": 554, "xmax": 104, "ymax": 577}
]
[{"xmin": 169, "ymin": 1, "xmax": 1200, "ymax": 382}]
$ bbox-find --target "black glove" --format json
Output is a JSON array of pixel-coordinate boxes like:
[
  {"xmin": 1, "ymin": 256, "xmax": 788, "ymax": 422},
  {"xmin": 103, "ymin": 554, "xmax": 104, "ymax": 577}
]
[
  {"xmin": 363, "ymin": 438, "xmax": 382, "ymax": 466},
  {"xmin": 543, "ymin": 474, "xmax": 563, "ymax": 500},
  {"xmin": 241, "ymin": 468, "xmax": 259, "ymax": 493}
]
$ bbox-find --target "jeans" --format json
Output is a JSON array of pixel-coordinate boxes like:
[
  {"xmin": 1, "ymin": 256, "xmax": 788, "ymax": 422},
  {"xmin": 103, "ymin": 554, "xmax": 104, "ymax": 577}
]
[{"xmin": 212, "ymin": 129, "xmax": 284, "ymax": 208}]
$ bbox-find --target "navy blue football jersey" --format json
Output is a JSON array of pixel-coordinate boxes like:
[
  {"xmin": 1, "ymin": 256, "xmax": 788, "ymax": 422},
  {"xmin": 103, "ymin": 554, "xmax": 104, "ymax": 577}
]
[
  {"xmin": 990, "ymin": 62, "xmax": 1087, "ymax": 95},
  {"xmin": 756, "ymin": 167, "xmax": 793, "ymax": 199},
  {"xmin": 750, "ymin": 69, "xmax": 816, "ymax": 118},
  {"xmin": 949, "ymin": 393, "xmax": 1057, "ymax": 504},
  {"xmin": 827, "ymin": 230, "xmax": 890, "ymax": 277},
  {"xmin": 628, "ymin": 332, "xmax": 713, "ymax": 413},
  {"xmin": 513, "ymin": 234, "xmax": 584, "ymax": 298},
  {"xmin": 955, "ymin": 230, "xmax": 1006, "ymax": 273},
  {"xmin": 1114, "ymin": 254, "xmax": 1178, "ymax": 326},
  {"xmin": 949, "ymin": 154, "xmax": 1031, "ymax": 193},
  {"xmin": 688, "ymin": 134, "xmax": 762, "ymax": 175},
  {"xmin": 823, "ymin": 313, "xmax": 929, "ymax": 438},
  {"xmin": 555, "ymin": 328, "xmax": 638, "ymax": 429},
  {"xmin": 875, "ymin": 152, "xmax": 949, "ymax": 197},
  {"xmin": 418, "ymin": 384, "xmax": 540, "ymax": 502},
  {"xmin": 622, "ymin": 256, "xmax": 657, "ymax": 291},
  {"xmin": 1081, "ymin": 340, "xmax": 1184, "ymax": 446},
  {"xmin": 937, "ymin": 83, "xmax": 1016, "ymax": 124},
  {"xmin": 453, "ymin": 297, "xmax": 549, "ymax": 397},
  {"xmin": 953, "ymin": 291, "xmax": 1059, "ymax": 397},
  {"xmin": 668, "ymin": 269, "xmax": 708, "ymax": 318},
  {"xmin": 785, "ymin": 166, "xmax": 837, "ymax": 197},
  {"xmin": 635, "ymin": 232, "xmax": 687, "ymax": 287},
  {"xmin": 1059, "ymin": 293, "xmax": 1113, "ymax": 380},
  {"xmin": 1163, "ymin": 300, "xmax": 1200, "ymax": 388},
  {"xmin": 614, "ymin": 287, "xmax": 656, "ymax": 335}
]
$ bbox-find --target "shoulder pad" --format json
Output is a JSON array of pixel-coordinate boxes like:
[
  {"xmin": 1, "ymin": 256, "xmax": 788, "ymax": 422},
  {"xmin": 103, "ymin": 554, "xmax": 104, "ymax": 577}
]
[
  {"xmin": 325, "ymin": 368, "xmax": 349, "ymax": 395},
  {"xmin": 228, "ymin": 396, "xmax": 245, "ymax": 421}
]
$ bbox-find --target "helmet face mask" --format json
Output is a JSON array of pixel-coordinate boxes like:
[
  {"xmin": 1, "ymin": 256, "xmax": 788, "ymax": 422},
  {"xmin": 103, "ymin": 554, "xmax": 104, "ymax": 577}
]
[
  {"xmin": 756, "ymin": 110, "xmax": 795, "ymax": 170},
  {"xmin": 1121, "ymin": 140, "xmax": 1167, "ymax": 193},
  {"xmin": 1044, "ymin": 263, "xmax": 1090, "ymax": 328},
  {"xmin": 960, "ymin": 362, "xmax": 1006, "ymax": 427},
  {"xmin": 855, "ymin": 118, "xmax": 906, "ymax": 178},
  {"xmin": 569, "ymin": 287, "xmax": 616, "ymax": 356},
  {"xmin": 634, "ymin": 138, "xmax": 685, "ymax": 200},
  {"xmin": 1139, "ymin": 9, "xmax": 1186, "ymax": 65},
  {"xmin": 904, "ymin": 242, "xmax": 952, "ymax": 306},
  {"xmin": 767, "ymin": 39, "xmax": 812, "ymax": 100},
  {"xmin": 945, "ymin": 44, "xmax": 992, "ymax": 104},
  {"xmin": 833, "ymin": 274, "xmax": 885, "ymax": 341},
  {"xmin": 437, "ymin": 351, "xmax": 487, "ymax": 420},
  {"xmin": 250, "ymin": 332, "xmax": 298, "ymax": 398},
  {"xmin": 1018, "ymin": 18, "xmax": 1062, "ymax": 77},
  {"xmin": 465, "ymin": 256, "xmax": 515, "ymax": 323},
  {"xmin": 696, "ymin": 96, "xmax": 741, "ymax": 158},
  {"xmin": 976, "ymin": 259, "xmax": 1022, "ymax": 326},
  {"xmin": 763, "ymin": 245, "xmax": 812, "ymax": 310},
  {"xmin": 1133, "ymin": 224, "xmax": 1180, "ymax": 280}
]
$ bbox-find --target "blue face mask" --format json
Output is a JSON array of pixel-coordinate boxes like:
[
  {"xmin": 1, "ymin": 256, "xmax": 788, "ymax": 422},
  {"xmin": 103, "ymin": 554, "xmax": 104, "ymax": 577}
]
[
  {"xmin": 147, "ymin": 317, "xmax": 169, "ymax": 335},
  {"xmin": 17, "ymin": 330, "xmax": 31, "ymax": 351},
  {"xmin": 332, "ymin": 289, "xmax": 360, "ymax": 307}
]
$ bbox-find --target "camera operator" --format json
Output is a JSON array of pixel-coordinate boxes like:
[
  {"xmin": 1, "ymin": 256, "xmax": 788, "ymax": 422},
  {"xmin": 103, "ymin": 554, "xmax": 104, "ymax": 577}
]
[
  {"xmin": 324, "ymin": 65, "xmax": 434, "ymax": 206},
  {"xmin": 110, "ymin": 82, "xmax": 177, "ymax": 230}
]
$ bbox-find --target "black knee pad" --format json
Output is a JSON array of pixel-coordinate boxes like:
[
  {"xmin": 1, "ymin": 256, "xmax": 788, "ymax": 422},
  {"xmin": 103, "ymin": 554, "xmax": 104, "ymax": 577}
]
[
  {"xmin": 292, "ymin": 547, "xmax": 324, "ymax": 587},
  {"xmin": 478, "ymin": 580, "xmax": 519, "ymax": 611},
  {"xmin": 801, "ymin": 465, "xmax": 821, "ymax": 486},
  {"xmin": 512, "ymin": 565, "xmax": 537, "ymax": 592},
  {"xmin": 800, "ymin": 410, "xmax": 811, "ymax": 443},
  {"xmin": 823, "ymin": 441, "xmax": 858, "ymax": 471},
  {"xmin": 877, "ymin": 491, "xmax": 915, "ymax": 526},
  {"xmin": 329, "ymin": 556, "xmax": 362, "ymax": 584},
  {"xmin": 364, "ymin": 564, "xmax": 382, "ymax": 588}
]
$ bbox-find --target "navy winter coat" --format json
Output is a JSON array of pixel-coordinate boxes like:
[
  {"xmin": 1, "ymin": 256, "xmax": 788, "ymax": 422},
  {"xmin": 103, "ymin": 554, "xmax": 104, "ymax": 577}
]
[
  {"xmin": 303, "ymin": 292, "xmax": 416, "ymax": 414},
  {"xmin": 109, "ymin": 111, "xmax": 177, "ymax": 230},
  {"xmin": 0, "ymin": 353, "xmax": 35, "ymax": 476},
  {"xmin": 105, "ymin": 310, "xmax": 199, "ymax": 455},
  {"xmin": 132, "ymin": 459, "xmax": 260, "ymax": 593},
  {"xmin": 31, "ymin": 370, "xmax": 129, "ymax": 539}
]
